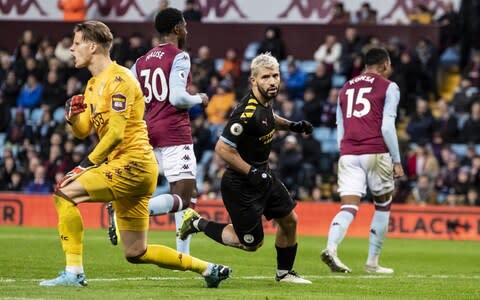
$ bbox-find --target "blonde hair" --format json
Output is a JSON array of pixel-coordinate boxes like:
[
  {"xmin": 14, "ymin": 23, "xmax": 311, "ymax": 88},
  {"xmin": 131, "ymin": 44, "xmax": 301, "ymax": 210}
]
[
  {"xmin": 74, "ymin": 21, "xmax": 113, "ymax": 52},
  {"xmin": 250, "ymin": 52, "xmax": 279, "ymax": 77}
]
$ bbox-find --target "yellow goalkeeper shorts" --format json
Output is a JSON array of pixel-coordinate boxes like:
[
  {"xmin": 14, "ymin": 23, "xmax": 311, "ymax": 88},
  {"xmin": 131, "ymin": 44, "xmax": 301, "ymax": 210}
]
[{"xmin": 77, "ymin": 152, "xmax": 158, "ymax": 231}]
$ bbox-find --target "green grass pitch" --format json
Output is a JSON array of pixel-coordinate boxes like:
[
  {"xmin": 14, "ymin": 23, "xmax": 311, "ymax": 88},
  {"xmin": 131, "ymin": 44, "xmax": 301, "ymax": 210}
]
[{"xmin": 0, "ymin": 226, "xmax": 479, "ymax": 300}]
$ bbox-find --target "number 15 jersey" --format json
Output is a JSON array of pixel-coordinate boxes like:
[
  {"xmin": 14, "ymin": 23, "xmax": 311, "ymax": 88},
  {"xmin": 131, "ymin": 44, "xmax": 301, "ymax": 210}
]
[
  {"xmin": 337, "ymin": 72, "xmax": 400, "ymax": 156},
  {"xmin": 134, "ymin": 43, "xmax": 193, "ymax": 148}
]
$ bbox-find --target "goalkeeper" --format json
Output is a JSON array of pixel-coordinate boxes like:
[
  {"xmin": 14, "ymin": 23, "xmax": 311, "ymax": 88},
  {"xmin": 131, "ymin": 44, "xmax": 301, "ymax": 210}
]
[{"xmin": 39, "ymin": 20, "xmax": 230, "ymax": 288}]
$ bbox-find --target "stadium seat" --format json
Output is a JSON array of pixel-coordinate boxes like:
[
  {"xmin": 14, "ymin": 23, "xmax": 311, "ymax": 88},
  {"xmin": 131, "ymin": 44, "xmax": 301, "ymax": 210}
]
[
  {"xmin": 0, "ymin": 132, "xmax": 6, "ymax": 146},
  {"xmin": 243, "ymin": 41, "xmax": 260, "ymax": 61},
  {"xmin": 451, "ymin": 143, "xmax": 468, "ymax": 157},
  {"xmin": 53, "ymin": 107, "xmax": 66, "ymax": 123},
  {"xmin": 30, "ymin": 108, "xmax": 44, "ymax": 125},
  {"xmin": 313, "ymin": 126, "xmax": 332, "ymax": 142},
  {"xmin": 214, "ymin": 58, "xmax": 224, "ymax": 72},
  {"xmin": 300, "ymin": 60, "xmax": 317, "ymax": 74},
  {"xmin": 322, "ymin": 139, "xmax": 339, "ymax": 154},
  {"xmin": 279, "ymin": 60, "xmax": 289, "ymax": 74},
  {"xmin": 241, "ymin": 60, "xmax": 250, "ymax": 72},
  {"xmin": 475, "ymin": 144, "xmax": 480, "ymax": 155}
]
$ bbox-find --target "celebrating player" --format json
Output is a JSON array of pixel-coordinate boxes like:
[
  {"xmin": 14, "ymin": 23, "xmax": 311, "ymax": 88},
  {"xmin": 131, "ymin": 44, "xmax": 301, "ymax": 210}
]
[
  {"xmin": 39, "ymin": 20, "xmax": 230, "ymax": 288},
  {"xmin": 179, "ymin": 53, "xmax": 313, "ymax": 284},
  {"xmin": 320, "ymin": 47, "xmax": 404, "ymax": 274}
]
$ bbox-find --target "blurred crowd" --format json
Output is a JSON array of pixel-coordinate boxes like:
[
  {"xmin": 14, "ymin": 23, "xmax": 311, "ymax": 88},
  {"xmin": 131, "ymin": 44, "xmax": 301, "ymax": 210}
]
[{"xmin": 0, "ymin": 1, "xmax": 479, "ymax": 207}]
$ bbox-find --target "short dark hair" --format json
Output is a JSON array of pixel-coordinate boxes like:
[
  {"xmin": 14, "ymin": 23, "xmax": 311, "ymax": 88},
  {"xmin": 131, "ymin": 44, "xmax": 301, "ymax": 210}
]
[
  {"xmin": 155, "ymin": 8, "xmax": 184, "ymax": 35},
  {"xmin": 364, "ymin": 47, "xmax": 390, "ymax": 66}
]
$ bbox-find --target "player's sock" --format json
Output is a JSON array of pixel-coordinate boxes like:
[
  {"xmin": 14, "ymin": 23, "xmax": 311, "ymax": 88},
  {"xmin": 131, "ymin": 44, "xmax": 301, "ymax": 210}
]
[
  {"xmin": 367, "ymin": 197, "xmax": 392, "ymax": 266},
  {"xmin": 196, "ymin": 219, "xmax": 228, "ymax": 245},
  {"xmin": 133, "ymin": 244, "xmax": 208, "ymax": 275},
  {"xmin": 54, "ymin": 195, "xmax": 84, "ymax": 273},
  {"xmin": 174, "ymin": 198, "xmax": 197, "ymax": 254},
  {"xmin": 326, "ymin": 205, "xmax": 358, "ymax": 254},
  {"xmin": 148, "ymin": 194, "xmax": 182, "ymax": 215},
  {"xmin": 175, "ymin": 209, "xmax": 192, "ymax": 254},
  {"xmin": 276, "ymin": 243, "xmax": 297, "ymax": 276}
]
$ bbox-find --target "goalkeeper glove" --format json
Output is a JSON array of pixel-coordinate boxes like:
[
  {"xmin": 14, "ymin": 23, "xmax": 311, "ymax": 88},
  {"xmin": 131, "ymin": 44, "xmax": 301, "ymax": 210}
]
[
  {"xmin": 65, "ymin": 94, "xmax": 87, "ymax": 122},
  {"xmin": 289, "ymin": 120, "xmax": 313, "ymax": 134},
  {"xmin": 247, "ymin": 167, "xmax": 272, "ymax": 187},
  {"xmin": 57, "ymin": 158, "xmax": 95, "ymax": 189}
]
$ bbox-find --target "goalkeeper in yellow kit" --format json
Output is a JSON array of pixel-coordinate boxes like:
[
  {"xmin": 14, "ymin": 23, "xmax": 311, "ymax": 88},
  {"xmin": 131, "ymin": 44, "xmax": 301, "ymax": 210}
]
[{"xmin": 40, "ymin": 20, "xmax": 231, "ymax": 288}]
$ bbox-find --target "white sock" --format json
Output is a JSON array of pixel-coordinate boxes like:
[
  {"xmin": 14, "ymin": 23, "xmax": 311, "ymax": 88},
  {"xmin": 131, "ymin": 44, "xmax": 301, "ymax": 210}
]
[
  {"xmin": 326, "ymin": 205, "xmax": 358, "ymax": 255},
  {"xmin": 148, "ymin": 194, "xmax": 182, "ymax": 216},
  {"xmin": 367, "ymin": 198, "xmax": 392, "ymax": 266},
  {"xmin": 175, "ymin": 209, "xmax": 191, "ymax": 254},
  {"xmin": 66, "ymin": 265, "xmax": 84, "ymax": 275}
]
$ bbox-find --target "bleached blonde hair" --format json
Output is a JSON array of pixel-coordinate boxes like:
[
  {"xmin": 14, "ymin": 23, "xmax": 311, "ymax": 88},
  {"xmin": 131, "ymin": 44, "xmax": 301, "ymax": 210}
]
[{"xmin": 250, "ymin": 52, "xmax": 279, "ymax": 77}]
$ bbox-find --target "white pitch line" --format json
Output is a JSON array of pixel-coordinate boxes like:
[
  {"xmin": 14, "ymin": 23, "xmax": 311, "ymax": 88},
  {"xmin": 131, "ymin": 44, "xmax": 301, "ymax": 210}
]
[{"xmin": 1, "ymin": 274, "xmax": 480, "ymax": 283}]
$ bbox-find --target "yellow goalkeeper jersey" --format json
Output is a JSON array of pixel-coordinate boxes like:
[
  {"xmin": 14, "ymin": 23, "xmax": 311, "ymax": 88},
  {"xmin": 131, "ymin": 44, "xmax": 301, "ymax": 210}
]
[{"xmin": 71, "ymin": 62, "xmax": 152, "ymax": 164}]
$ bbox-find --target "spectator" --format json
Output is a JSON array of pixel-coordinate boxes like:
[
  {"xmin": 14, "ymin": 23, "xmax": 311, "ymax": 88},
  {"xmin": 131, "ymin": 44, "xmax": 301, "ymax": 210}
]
[
  {"xmin": 436, "ymin": 1, "xmax": 460, "ymax": 52},
  {"xmin": 329, "ymin": 1, "xmax": 350, "ymax": 24},
  {"xmin": 218, "ymin": 48, "xmax": 241, "ymax": 86},
  {"xmin": 432, "ymin": 99, "xmax": 459, "ymax": 144},
  {"xmin": 12, "ymin": 43, "xmax": 31, "ymax": 83},
  {"xmin": 205, "ymin": 83, "xmax": 235, "ymax": 125},
  {"xmin": 54, "ymin": 36, "xmax": 73, "ymax": 64},
  {"xmin": 466, "ymin": 187, "xmax": 480, "ymax": 206},
  {"xmin": 0, "ymin": 94, "xmax": 12, "ymax": 133},
  {"xmin": 5, "ymin": 108, "xmax": 33, "ymax": 146},
  {"xmin": 302, "ymin": 88, "xmax": 322, "ymax": 127},
  {"xmin": 463, "ymin": 51, "xmax": 480, "ymax": 88},
  {"xmin": 393, "ymin": 50, "xmax": 424, "ymax": 116},
  {"xmin": 408, "ymin": 4, "xmax": 433, "ymax": 25},
  {"xmin": 125, "ymin": 33, "xmax": 147, "ymax": 68},
  {"xmin": 0, "ymin": 53, "xmax": 12, "ymax": 84},
  {"xmin": 300, "ymin": 132, "xmax": 322, "ymax": 177},
  {"xmin": 41, "ymin": 70, "xmax": 66, "ymax": 111},
  {"xmin": 406, "ymin": 174, "xmax": 437, "ymax": 205},
  {"xmin": 313, "ymin": 34, "xmax": 342, "ymax": 72},
  {"xmin": 278, "ymin": 98, "xmax": 303, "ymax": 122},
  {"xmin": 406, "ymin": 98, "xmax": 434, "ymax": 144},
  {"xmin": 279, "ymin": 135, "xmax": 303, "ymax": 196},
  {"xmin": 405, "ymin": 143, "xmax": 440, "ymax": 181},
  {"xmin": 0, "ymin": 156, "xmax": 18, "ymax": 190},
  {"xmin": 146, "ymin": 0, "xmax": 169, "ymax": 22},
  {"xmin": 256, "ymin": 26, "xmax": 286, "ymax": 61},
  {"xmin": 183, "ymin": 0, "xmax": 202, "ymax": 22},
  {"xmin": 34, "ymin": 109, "xmax": 58, "ymax": 155},
  {"xmin": 306, "ymin": 62, "xmax": 331, "ymax": 101},
  {"xmin": 450, "ymin": 166, "xmax": 472, "ymax": 205},
  {"xmin": 17, "ymin": 73, "xmax": 43, "ymax": 109},
  {"xmin": 320, "ymin": 88, "xmax": 338, "ymax": 129},
  {"xmin": 57, "ymin": 0, "xmax": 86, "ymax": 22},
  {"xmin": 460, "ymin": 101, "xmax": 480, "ymax": 143},
  {"xmin": 451, "ymin": 76, "xmax": 478, "ymax": 122},
  {"xmin": 283, "ymin": 60, "xmax": 308, "ymax": 100},
  {"xmin": 352, "ymin": 2, "xmax": 377, "ymax": 24},
  {"xmin": 192, "ymin": 45, "xmax": 216, "ymax": 91},
  {"xmin": 23, "ymin": 165, "xmax": 52, "ymax": 194},
  {"xmin": 5, "ymin": 171, "xmax": 24, "ymax": 192}
]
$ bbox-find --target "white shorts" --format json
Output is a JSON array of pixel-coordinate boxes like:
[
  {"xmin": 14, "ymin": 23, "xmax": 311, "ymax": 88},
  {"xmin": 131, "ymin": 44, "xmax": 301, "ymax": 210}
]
[
  {"xmin": 337, "ymin": 153, "xmax": 394, "ymax": 197},
  {"xmin": 154, "ymin": 144, "xmax": 197, "ymax": 183}
]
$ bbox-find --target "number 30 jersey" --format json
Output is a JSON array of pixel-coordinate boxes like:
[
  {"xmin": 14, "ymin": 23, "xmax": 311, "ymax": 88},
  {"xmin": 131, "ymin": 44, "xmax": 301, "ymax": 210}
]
[
  {"xmin": 133, "ymin": 43, "xmax": 193, "ymax": 147},
  {"xmin": 337, "ymin": 72, "xmax": 400, "ymax": 156}
]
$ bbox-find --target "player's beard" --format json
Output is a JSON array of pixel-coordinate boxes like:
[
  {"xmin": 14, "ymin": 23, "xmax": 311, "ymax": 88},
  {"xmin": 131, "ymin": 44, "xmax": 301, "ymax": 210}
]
[{"xmin": 258, "ymin": 85, "xmax": 278, "ymax": 101}]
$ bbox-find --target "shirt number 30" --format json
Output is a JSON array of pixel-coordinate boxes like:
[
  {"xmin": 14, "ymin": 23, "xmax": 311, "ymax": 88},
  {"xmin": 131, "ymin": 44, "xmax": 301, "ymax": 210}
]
[
  {"xmin": 345, "ymin": 87, "xmax": 372, "ymax": 118},
  {"xmin": 140, "ymin": 68, "xmax": 168, "ymax": 103}
]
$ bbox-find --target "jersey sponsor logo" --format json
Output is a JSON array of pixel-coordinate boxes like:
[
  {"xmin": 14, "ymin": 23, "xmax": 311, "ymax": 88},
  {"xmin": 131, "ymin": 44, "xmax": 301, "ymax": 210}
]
[
  {"xmin": 259, "ymin": 128, "xmax": 275, "ymax": 144},
  {"xmin": 230, "ymin": 123, "xmax": 243, "ymax": 136},
  {"xmin": 112, "ymin": 93, "xmax": 126, "ymax": 112},
  {"xmin": 243, "ymin": 234, "xmax": 254, "ymax": 244}
]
